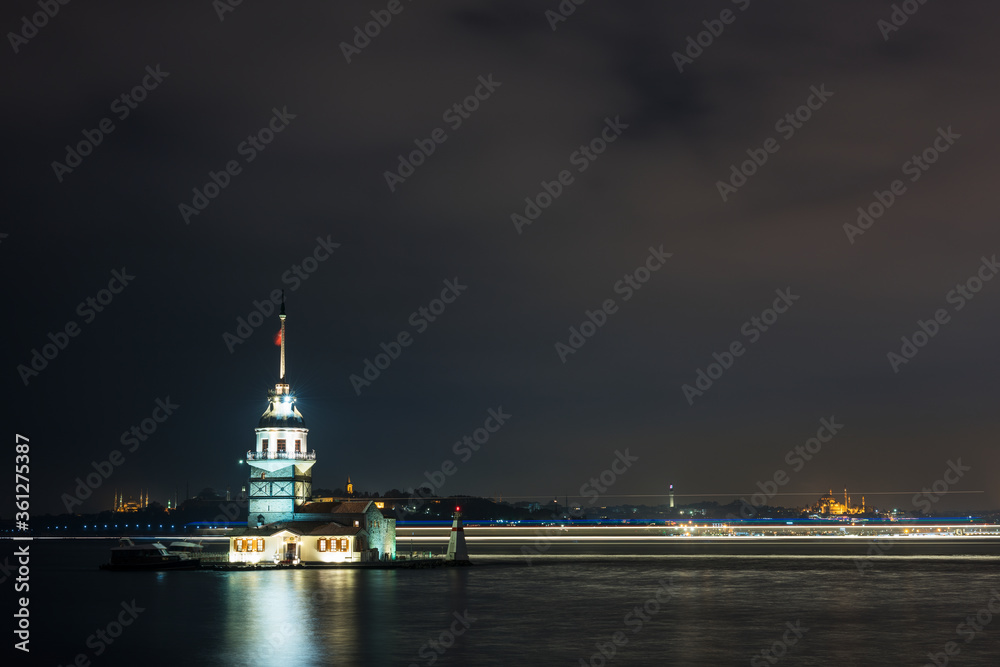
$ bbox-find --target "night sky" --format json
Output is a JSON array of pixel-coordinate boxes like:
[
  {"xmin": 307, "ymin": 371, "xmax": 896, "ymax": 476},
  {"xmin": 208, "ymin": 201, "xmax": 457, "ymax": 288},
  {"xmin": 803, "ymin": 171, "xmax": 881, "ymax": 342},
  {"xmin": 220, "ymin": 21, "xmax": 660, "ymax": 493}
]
[{"xmin": 5, "ymin": 1, "xmax": 999, "ymax": 516}]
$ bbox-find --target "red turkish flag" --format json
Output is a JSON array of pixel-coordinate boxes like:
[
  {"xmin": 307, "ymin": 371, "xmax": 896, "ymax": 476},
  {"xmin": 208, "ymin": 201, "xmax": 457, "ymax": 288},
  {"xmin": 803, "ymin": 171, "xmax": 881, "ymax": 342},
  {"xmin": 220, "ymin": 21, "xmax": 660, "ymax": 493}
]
[{"xmin": 274, "ymin": 330, "xmax": 282, "ymax": 346}]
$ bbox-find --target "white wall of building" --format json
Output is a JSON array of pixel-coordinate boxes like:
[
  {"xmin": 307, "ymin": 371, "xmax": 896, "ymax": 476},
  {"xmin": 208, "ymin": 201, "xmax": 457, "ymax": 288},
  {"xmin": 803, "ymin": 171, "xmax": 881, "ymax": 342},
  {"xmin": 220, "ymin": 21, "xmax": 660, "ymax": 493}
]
[{"xmin": 253, "ymin": 427, "xmax": 308, "ymax": 453}]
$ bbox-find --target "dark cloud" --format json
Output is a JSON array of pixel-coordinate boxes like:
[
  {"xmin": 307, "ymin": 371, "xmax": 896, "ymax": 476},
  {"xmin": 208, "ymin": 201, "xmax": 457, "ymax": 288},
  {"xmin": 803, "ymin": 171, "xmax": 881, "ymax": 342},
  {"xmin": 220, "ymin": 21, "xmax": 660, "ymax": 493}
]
[{"xmin": 4, "ymin": 0, "xmax": 999, "ymax": 515}]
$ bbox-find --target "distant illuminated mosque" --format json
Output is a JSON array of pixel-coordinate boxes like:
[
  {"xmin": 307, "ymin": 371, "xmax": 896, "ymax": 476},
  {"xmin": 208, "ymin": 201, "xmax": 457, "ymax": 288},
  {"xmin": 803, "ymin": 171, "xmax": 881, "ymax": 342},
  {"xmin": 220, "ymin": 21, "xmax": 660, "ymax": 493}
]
[
  {"xmin": 811, "ymin": 489, "xmax": 865, "ymax": 516},
  {"xmin": 229, "ymin": 297, "xmax": 396, "ymax": 564},
  {"xmin": 112, "ymin": 490, "xmax": 149, "ymax": 513}
]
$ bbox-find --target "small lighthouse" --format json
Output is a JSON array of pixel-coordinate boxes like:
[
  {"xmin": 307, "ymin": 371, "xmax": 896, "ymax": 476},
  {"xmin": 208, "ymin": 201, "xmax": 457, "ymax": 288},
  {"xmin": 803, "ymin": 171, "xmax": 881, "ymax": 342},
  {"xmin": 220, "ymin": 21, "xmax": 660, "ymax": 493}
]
[{"xmin": 445, "ymin": 506, "xmax": 470, "ymax": 564}]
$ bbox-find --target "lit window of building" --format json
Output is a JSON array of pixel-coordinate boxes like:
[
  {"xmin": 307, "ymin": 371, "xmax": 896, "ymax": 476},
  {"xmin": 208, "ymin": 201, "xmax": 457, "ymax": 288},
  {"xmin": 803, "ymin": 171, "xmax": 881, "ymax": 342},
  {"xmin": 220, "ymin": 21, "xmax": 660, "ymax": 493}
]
[
  {"xmin": 234, "ymin": 537, "xmax": 266, "ymax": 553},
  {"xmin": 316, "ymin": 538, "xmax": 350, "ymax": 552}
]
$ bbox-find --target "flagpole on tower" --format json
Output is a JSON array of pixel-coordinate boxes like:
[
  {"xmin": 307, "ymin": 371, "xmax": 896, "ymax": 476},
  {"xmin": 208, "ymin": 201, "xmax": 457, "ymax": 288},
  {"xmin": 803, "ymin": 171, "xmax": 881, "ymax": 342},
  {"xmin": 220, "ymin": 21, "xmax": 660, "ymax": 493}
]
[{"xmin": 279, "ymin": 291, "xmax": 286, "ymax": 381}]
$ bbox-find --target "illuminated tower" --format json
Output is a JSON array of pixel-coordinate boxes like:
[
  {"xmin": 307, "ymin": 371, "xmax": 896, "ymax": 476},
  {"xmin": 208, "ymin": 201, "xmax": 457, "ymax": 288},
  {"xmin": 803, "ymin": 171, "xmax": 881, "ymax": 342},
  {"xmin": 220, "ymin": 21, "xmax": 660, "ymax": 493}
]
[
  {"xmin": 346, "ymin": 476, "xmax": 353, "ymax": 496},
  {"xmin": 669, "ymin": 484, "xmax": 675, "ymax": 509},
  {"xmin": 246, "ymin": 296, "xmax": 315, "ymax": 528}
]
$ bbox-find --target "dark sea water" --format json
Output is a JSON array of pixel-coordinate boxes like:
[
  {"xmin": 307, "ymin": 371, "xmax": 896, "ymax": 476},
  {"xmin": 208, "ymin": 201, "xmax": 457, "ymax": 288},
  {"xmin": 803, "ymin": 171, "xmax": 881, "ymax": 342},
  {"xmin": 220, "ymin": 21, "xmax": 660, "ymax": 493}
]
[{"xmin": 6, "ymin": 539, "xmax": 1000, "ymax": 666}]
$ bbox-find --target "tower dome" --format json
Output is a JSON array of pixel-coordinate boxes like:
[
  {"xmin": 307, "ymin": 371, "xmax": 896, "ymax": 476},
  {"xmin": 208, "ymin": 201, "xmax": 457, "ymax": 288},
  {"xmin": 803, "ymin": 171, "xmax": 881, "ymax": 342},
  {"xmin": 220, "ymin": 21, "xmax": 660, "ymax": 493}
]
[{"xmin": 257, "ymin": 388, "xmax": 306, "ymax": 428}]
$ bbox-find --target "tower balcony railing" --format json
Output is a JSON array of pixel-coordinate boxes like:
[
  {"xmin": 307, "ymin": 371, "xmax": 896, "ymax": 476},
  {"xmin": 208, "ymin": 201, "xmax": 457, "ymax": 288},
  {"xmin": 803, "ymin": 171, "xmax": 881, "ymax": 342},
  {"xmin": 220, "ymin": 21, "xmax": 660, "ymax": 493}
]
[{"xmin": 246, "ymin": 450, "xmax": 316, "ymax": 461}]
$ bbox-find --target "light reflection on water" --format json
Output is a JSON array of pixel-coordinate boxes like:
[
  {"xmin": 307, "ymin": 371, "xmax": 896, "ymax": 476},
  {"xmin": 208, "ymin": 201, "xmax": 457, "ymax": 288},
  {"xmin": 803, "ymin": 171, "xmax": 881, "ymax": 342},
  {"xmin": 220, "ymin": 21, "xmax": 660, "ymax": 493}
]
[
  {"xmin": 20, "ymin": 540, "xmax": 1000, "ymax": 666},
  {"xmin": 213, "ymin": 567, "xmax": 473, "ymax": 666}
]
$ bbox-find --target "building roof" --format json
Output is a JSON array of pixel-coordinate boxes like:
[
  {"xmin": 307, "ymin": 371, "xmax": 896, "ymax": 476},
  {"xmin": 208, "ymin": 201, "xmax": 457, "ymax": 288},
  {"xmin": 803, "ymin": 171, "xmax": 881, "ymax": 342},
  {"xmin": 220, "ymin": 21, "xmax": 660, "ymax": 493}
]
[
  {"xmin": 303, "ymin": 523, "xmax": 363, "ymax": 536},
  {"xmin": 240, "ymin": 521, "xmax": 318, "ymax": 536},
  {"xmin": 297, "ymin": 500, "xmax": 373, "ymax": 514},
  {"xmin": 267, "ymin": 522, "xmax": 362, "ymax": 537},
  {"xmin": 239, "ymin": 520, "xmax": 365, "ymax": 537}
]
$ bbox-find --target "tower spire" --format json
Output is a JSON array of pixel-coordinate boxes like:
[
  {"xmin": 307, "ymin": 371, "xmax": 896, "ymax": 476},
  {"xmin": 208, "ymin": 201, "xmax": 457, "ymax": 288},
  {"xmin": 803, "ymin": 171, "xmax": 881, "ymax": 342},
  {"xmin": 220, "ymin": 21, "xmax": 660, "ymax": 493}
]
[{"xmin": 279, "ymin": 291, "xmax": 286, "ymax": 381}]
